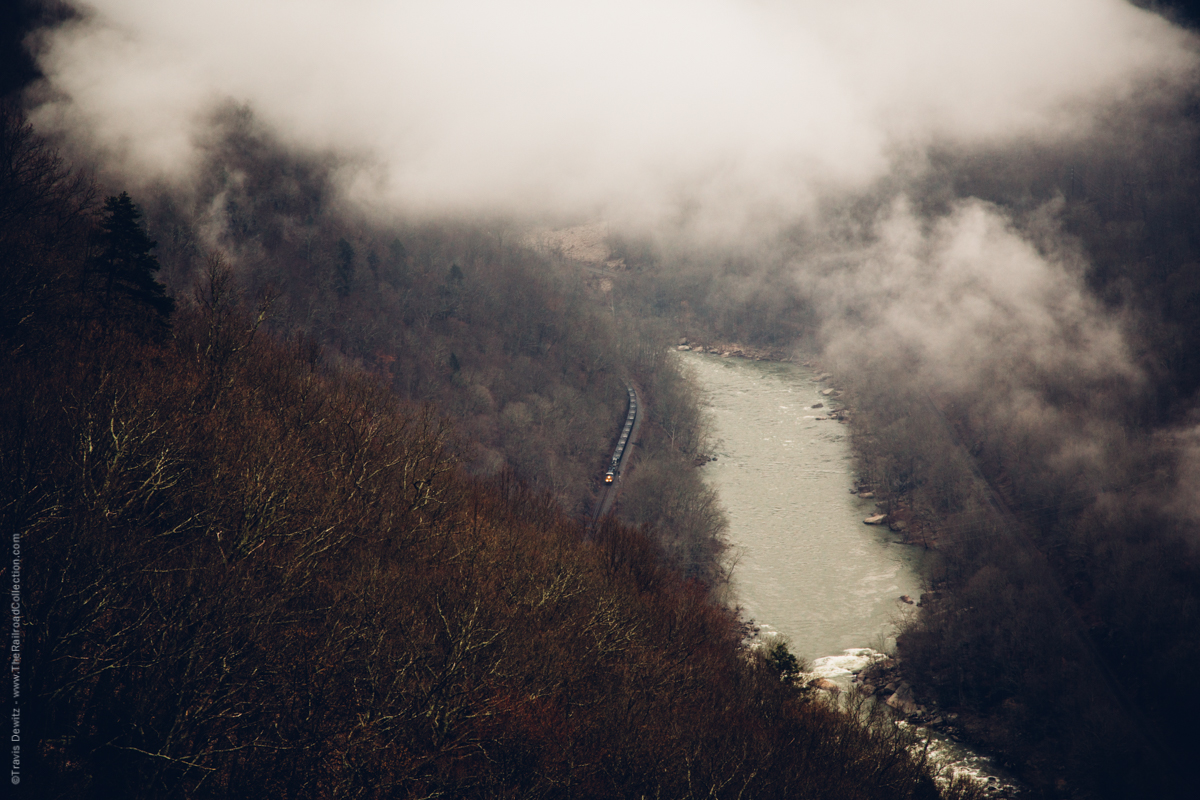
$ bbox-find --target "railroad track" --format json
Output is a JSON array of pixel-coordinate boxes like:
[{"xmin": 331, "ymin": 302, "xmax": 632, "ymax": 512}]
[{"xmin": 592, "ymin": 383, "xmax": 642, "ymax": 524}]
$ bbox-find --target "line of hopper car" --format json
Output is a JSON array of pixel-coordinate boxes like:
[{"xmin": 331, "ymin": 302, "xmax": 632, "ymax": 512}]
[{"xmin": 604, "ymin": 386, "xmax": 638, "ymax": 484}]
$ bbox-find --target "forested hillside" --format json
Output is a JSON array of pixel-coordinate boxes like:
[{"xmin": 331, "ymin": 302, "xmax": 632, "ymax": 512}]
[
  {"xmin": 614, "ymin": 87, "xmax": 1200, "ymax": 800},
  {"xmin": 10, "ymin": 1, "xmax": 1200, "ymax": 797},
  {"xmin": 868, "ymin": 118, "xmax": 1200, "ymax": 799},
  {"xmin": 0, "ymin": 103, "xmax": 989, "ymax": 799},
  {"xmin": 125, "ymin": 105, "xmax": 726, "ymax": 580}
]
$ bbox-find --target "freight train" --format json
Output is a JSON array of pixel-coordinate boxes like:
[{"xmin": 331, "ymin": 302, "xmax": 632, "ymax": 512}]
[{"xmin": 604, "ymin": 385, "xmax": 638, "ymax": 484}]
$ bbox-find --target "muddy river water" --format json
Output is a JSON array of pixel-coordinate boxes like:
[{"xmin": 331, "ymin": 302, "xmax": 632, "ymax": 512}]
[
  {"xmin": 681, "ymin": 350, "xmax": 927, "ymax": 661},
  {"xmin": 681, "ymin": 350, "xmax": 1023, "ymax": 795}
]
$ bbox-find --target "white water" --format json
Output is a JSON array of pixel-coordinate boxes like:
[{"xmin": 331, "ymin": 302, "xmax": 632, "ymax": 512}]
[
  {"xmin": 683, "ymin": 350, "xmax": 1024, "ymax": 796},
  {"xmin": 681, "ymin": 351, "xmax": 926, "ymax": 662}
]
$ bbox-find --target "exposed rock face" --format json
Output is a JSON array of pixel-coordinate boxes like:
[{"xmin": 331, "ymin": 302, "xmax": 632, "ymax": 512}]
[
  {"xmin": 886, "ymin": 683, "xmax": 923, "ymax": 716},
  {"xmin": 528, "ymin": 222, "xmax": 618, "ymax": 265}
]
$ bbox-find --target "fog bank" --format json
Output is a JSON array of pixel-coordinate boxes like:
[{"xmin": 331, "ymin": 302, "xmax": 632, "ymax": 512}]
[
  {"xmin": 27, "ymin": 0, "xmax": 1198, "ymax": 234},
  {"xmin": 25, "ymin": 0, "xmax": 1200, "ymax": 497}
]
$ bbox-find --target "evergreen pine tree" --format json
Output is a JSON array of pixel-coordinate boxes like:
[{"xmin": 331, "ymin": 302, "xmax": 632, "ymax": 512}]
[{"xmin": 88, "ymin": 191, "xmax": 174, "ymax": 334}]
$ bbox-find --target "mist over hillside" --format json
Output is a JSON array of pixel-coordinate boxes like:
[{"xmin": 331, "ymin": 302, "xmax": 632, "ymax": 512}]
[
  {"xmin": 23, "ymin": 0, "xmax": 1200, "ymax": 417},
  {"xmin": 25, "ymin": 1, "xmax": 1193, "ymax": 227},
  {"xmin": 21, "ymin": 0, "xmax": 1196, "ymax": 393}
]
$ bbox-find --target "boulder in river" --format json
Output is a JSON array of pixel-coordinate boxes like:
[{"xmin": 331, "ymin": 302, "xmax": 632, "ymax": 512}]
[
  {"xmin": 863, "ymin": 513, "xmax": 887, "ymax": 525},
  {"xmin": 898, "ymin": 595, "xmax": 915, "ymax": 605},
  {"xmin": 677, "ymin": 345, "xmax": 691, "ymax": 351},
  {"xmin": 811, "ymin": 402, "xmax": 824, "ymax": 409},
  {"xmin": 820, "ymin": 387, "xmax": 836, "ymax": 396}
]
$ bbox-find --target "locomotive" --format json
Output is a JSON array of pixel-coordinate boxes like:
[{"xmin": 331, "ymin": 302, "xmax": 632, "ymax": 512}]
[{"xmin": 604, "ymin": 386, "xmax": 638, "ymax": 484}]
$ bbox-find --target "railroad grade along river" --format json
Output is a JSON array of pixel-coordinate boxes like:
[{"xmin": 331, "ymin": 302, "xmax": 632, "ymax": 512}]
[{"xmin": 681, "ymin": 350, "xmax": 927, "ymax": 662}]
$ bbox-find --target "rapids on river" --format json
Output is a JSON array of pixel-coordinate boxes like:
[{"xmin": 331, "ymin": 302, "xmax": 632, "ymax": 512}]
[
  {"xmin": 680, "ymin": 350, "xmax": 927, "ymax": 662},
  {"xmin": 681, "ymin": 350, "xmax": 1024, "ymax": 796}
]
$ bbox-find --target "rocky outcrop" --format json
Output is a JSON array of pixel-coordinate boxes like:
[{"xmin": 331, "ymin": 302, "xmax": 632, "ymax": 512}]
[
  {"xmin": 673, "ymin": 339, "xmax": 794, "ymax": 362},
  {"xmin": 885, "ymin": 683, "xmax": 924, "ymax": 716}
]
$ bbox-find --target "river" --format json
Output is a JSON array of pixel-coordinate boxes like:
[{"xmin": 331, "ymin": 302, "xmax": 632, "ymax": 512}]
[
  {"xmin": 680, "ymin": 350, "xmax": 927, "ymax": 662},
  {"xmin": 681, "ymin": 350, "xmax": 1024, "ymax": 796}
]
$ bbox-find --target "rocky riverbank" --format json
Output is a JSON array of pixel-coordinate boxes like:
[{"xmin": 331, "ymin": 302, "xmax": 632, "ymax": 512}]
[
  {"xmin": 675, "ymin": 337, "xmax": 796, "ymax": 362},
  {"xmin": 789, "ymin": 651, "xmax": 1026, "ymax": 799}
]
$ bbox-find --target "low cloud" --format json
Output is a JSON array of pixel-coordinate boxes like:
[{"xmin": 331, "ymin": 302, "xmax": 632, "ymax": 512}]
[
  {"xmin": 27, "ymin": 0, "xmax": 1198, "ymax": 233},
  {"xmin": 817, "ymin": 197, "xmax": 1136, "ymax": 394},
  {"xmin": 25, "ymin": 1, "xmax": 1200, "ymax": 492}
]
